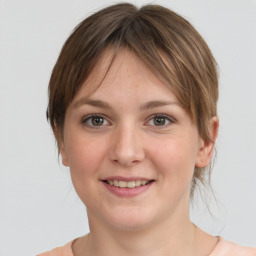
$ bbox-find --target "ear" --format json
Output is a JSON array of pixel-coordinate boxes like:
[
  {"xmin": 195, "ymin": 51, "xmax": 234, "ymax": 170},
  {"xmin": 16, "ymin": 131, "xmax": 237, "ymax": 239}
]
[
  {"xmin": 53, "ymin": 126, "xmax": 69, "ymax": 167},
  {"xmin": 59, "ymin": 141, "xmax": 69, "ymax": 167},
  {"xmin": 195, "ymin": 116, "xmax": 219, "ymax": 168}
]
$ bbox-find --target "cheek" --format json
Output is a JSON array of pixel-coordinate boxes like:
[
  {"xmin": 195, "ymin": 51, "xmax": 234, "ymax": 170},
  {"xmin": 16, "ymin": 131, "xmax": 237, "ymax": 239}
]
[
  {"xmin": 65, "ymin": 136, "xmax": 108, "ymax": 195},
  {"xmin": 67, "ymin": 133, "xmax": 107, "ymax": 170},
  {"xmin": 150, "ymin": 136, "xmax": 198, "ymax": 181},
  {"xmin": 145, "ymin": 137, "xmax": 198, "ymax": 214}
]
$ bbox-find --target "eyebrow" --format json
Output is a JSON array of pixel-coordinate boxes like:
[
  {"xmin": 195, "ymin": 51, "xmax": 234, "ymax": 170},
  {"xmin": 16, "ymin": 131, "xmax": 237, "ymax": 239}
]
[
  {"xmin": 140, "ymin": 100, "xmax": 180, "ymax": 110},
  {"xmin": 73, "ymin": 98, "xmax": 112, "ymax": 109},
  {"xmin": 73, "ymin": 98, "xmax": 180, "ymax": 110}
]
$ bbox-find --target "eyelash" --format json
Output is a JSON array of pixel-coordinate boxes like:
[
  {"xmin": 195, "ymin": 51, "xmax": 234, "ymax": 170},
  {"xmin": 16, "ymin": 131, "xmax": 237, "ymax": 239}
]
[
  {"xmin": 82, "ymin": 114, "xmax": 110, "ymax": 128},
  {"xmin": 81, "ymin": 114, "xmax": 175, "ymax": 128},
  {"xmin": 146, "ymin": 114, "xmax": 175, "ymax": 128}
]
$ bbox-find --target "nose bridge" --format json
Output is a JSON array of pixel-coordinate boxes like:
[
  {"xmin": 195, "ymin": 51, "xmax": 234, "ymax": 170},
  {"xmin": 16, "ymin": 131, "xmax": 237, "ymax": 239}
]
[{"xmin": 110, "ymin": 121, "xmax": 145, "ymax": 166}]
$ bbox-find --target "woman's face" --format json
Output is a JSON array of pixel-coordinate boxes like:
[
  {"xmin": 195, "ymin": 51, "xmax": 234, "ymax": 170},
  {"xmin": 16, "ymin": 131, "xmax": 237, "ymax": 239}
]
[{"xmin": 60, "ymin": 49, "xmax": 210, "ymax": 231}]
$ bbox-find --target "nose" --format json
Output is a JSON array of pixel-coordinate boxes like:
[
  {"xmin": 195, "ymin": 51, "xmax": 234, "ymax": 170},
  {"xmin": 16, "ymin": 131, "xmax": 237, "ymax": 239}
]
[{"xmin": 109, "ymin": 123, "xmax": 145, "ymax": 167}]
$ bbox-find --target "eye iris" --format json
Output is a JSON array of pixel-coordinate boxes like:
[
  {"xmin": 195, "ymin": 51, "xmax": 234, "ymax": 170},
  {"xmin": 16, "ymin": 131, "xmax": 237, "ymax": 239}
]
[
  {"xmin": 154, "ymin": 117, "xmax": 166, "ymax": 126},
  {"xmin": 92, "ymin": 117, "xmax": 104, "ymax": 126}
]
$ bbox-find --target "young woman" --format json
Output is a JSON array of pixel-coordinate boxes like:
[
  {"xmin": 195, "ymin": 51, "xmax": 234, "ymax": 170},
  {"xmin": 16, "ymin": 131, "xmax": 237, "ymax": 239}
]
[{"xmin": 38, "ymin": 3, "xmax": 256, "ymax": 256}]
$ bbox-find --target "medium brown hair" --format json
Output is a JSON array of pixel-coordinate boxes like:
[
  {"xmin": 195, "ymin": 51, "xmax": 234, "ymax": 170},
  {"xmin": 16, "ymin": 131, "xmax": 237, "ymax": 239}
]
[{"xmin": 47, "ymin": 3, "xmax": 218, "ymax": 197}]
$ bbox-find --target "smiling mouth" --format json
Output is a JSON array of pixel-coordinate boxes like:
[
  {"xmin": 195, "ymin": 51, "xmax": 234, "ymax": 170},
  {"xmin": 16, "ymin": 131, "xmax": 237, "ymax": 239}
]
[{"xmin": 103, "ymin": 180, "xmax": 153, "ymax": 188}]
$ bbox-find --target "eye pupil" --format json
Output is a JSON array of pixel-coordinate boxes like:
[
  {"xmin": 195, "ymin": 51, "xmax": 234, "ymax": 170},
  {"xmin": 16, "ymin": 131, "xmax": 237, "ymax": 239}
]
[
  {"xmin": 92, "ymin": 117, "xmax": 104, "ymax": 126},
  {"xmin": 154, "ymin": 117, "xmax": 166, "ymax": 126}
]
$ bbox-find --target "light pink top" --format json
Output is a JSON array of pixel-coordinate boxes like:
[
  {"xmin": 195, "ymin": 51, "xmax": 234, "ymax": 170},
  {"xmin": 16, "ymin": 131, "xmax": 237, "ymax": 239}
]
[{"xmin": 37, "ymin": 237, "xmax": 256, "ymax": 256}]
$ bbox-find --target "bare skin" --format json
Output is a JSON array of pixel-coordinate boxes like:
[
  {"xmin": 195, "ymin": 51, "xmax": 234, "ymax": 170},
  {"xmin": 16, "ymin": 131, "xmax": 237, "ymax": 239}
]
[
  {"xmin": 60, "ymin": 49, "xmax": 219, "ymax": 256},
  {"xmin": 72, "ymin": 215, "xmax": 219, "ymax": 256}
]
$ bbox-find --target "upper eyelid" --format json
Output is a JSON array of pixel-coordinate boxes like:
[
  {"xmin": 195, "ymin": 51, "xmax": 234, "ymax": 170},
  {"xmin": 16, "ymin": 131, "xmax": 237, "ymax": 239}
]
[
  {"xmin": 81, "ymin": 113, "xmax": 175, "ymax": 125},
  {"xmin": 143, "ymin": 114, "xmax": 176, "ymax": 128},
  {"xmin": 147, "ymin": 114, "xmax": 176, "ymax": 122},
  {"xmin": 82, "ymin": 114, "xmax": 111, "ymax": 125},
  {"xmin": 82, "ymin": 113, "xmax": 109, "ymax": 120}
]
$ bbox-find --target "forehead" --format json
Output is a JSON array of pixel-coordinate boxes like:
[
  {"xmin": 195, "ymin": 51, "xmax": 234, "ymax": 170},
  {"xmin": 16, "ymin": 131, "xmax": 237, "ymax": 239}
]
[{"xmin": 72, "ymin": 48, "xmax": 178, "ymax": 104}]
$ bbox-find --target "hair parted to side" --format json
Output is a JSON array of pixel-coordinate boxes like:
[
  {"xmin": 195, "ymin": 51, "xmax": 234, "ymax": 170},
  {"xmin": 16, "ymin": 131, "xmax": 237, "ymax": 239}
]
[{"xmin": 47, "ymin": 3, "xmax": 219, "ymax": 198}]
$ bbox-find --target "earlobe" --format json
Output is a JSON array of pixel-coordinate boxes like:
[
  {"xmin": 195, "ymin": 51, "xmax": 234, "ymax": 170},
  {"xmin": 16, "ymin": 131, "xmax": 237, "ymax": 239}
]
[
  {"xmin": 195, "ymin": 116, "xmax": 219, "ymax": 168},
  {"xmin": 53, "ymin": 126, "xmax": 69, "ymax": 167},
  {"xmin": 60, "ymin": 142, "xmax": 69, "ymax": 167}
]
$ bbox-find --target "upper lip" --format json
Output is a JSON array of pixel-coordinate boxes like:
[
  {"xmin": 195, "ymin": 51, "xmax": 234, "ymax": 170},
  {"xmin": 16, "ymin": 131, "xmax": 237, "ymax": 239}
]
[{"xmin": 101, "ymin": 176, "xmax": 153, "ymax": 181}]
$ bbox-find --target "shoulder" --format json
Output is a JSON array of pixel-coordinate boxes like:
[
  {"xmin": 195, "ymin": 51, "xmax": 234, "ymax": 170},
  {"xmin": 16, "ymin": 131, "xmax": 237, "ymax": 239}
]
[
  {"xmin": 210, "ymin": 237, "xmax": 256, "ymax": 256},
  {"xmin": 37, "ymin": 240, "xmax": 74, "ymax": 256}
]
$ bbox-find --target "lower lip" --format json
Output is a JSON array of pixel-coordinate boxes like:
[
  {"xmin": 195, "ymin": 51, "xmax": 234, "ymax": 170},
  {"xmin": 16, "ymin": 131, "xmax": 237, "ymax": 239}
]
[{"xmin": 102, "ymin": 181, "xmax": 154, "ymax": 197}]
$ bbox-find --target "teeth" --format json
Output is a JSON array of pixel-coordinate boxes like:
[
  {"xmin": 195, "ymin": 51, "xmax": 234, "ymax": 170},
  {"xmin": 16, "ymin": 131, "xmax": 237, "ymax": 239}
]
[
  {"xmin": 119, "ymin": 181, "xmax": 126, "ymax": 188},
  {"xmin": 127, "ymin": 181, "xmax": 135, "ymax": 188},
  {"xmin": 106, "ymin": 180, "xmax": 151, "ymax": 188},
  {"xmin": 135, "ymin": 180, "xmax": 141, "ymax": 186}
]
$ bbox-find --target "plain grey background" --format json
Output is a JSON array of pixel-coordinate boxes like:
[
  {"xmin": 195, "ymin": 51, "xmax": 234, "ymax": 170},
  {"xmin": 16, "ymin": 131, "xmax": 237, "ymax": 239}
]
[{"xmin": 0, "ymin": 0, "xmax": 255, "ymax": 255}]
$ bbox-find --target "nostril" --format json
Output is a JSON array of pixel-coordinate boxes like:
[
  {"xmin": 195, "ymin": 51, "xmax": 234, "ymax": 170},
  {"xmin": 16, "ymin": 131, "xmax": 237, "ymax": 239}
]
[
  {"xmin": 112, "ymin": 158, "xmax": 139, "ymax": 167},
  {"xmin": 109, "ymin": 131, "xmax": 145, "ymax": 165}
]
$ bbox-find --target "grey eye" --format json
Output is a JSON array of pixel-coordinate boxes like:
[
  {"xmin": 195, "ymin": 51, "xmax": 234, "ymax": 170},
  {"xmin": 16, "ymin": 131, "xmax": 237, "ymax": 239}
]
[
  {"xmin": 153, "ymin": 117, "xmax": 166, "ymax": 126},
  {"xmin": 91, "ymin": 116, "xmax": 104, "ymax": 126},
  {"xmin": 147, "ymin": 114, "xmax": 174, "ymax": 128},
  {"xmin": 82, "ymin": 114, "xmax": 109, "ymax": 127}
]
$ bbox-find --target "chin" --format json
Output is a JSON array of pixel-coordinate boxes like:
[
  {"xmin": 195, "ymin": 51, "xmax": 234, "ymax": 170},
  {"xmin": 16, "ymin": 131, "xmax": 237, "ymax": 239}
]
[{"xmin": 100, "ymin": 206, "xmax": 160, "ymax": 231}]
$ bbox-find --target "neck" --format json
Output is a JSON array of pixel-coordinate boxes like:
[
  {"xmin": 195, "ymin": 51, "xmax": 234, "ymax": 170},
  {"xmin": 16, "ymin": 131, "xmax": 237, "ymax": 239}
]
[
  {"xmin": 89, "ymin": 217, "xmax": 197, "ymax": 256},
  {"xmin": 72, "ymin": 192, "xmax": 218, "ymax": 256},
  {"xmin": 73, "ymin": 202, "xmax": 204, "ymax": 256}
]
